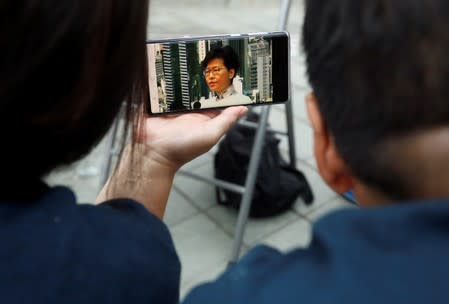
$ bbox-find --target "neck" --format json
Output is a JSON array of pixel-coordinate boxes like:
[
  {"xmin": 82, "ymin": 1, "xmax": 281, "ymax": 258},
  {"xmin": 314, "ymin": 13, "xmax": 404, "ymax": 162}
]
[
  {"xmin": 352, "ymin": 181, "xmax": 394, "ymax": 207},
  {"xmin": 354, "ymin": 126, "xmax": 449, "ymax": 206},
  {"xmin": 215, "ymin": 84, "xmax": 234, "ymax": 98}
]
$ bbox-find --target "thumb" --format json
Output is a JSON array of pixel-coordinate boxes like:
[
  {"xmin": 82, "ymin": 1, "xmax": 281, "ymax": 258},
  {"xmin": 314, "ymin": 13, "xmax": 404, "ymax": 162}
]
[{"xmin": 207, "ymin": 106, "xmax": 248, "ymax": 140}]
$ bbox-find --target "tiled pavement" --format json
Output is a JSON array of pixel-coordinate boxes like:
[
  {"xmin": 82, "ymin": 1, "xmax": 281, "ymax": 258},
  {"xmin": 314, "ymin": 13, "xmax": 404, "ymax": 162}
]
[{"xmin": 44, "ymin": 0, "xmax": 357, "ymax": 299}]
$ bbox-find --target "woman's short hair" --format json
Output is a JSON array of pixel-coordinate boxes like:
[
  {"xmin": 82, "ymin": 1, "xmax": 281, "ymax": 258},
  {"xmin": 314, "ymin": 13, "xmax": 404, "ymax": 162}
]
[
  {"xmin": 0, "ymin": 1, "xmax": 149, "ymax": 183},
  {"xmin": 201, "ymin": 45, "xmax": 240, "ymax": 79}
]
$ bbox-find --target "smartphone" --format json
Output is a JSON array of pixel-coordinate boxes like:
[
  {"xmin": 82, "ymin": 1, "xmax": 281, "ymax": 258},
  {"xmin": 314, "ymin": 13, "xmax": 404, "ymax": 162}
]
[{"xmin": 146, "ymin": 31, "xmax": 290, "ymax": 114}]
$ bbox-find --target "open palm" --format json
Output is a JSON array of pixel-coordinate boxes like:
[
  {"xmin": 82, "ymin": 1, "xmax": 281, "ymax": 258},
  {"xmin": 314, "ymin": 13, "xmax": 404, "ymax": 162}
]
[{"xmin": 139, "ymin": 106, "xmax": 248, "ymax": 170}]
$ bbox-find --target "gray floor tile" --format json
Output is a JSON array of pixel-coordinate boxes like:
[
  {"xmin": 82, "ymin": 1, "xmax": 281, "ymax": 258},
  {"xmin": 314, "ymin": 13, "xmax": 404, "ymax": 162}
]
[
  {"xmin": 277, "ymin": 120, "xmax": 314, "ymax": 161},
  {"xmin": 291, "ymin": 61, "xmax": 310, "ymax": 94},
  {"xmin": 45, "ymin": 161, "xmax": 103, "ymax": 204},
  {"xmin": 266, "ymin": 106, "xmax": 288, "ymax": 135},
  {"xmin": 290, "ymin": 87, "xmax": 311, "ymax": 123},
  {"xmin": 174, "ymin": 162, "xmax": 217, "ymax": 210},
  {"xmin": 148, "ymin": 7, "xmax": 280, "ymax": 37},
  {"xmin": 305, "ymin": 156, "xmax": 317, "ymax": 169},
  {"xmin": 44, "ymin": 165, "xmax": 77, "ymax": 188},
  {"xmin": 180, "ymin": 152, "xmax": 214, "ymax": 171},
  {"xmin": 261, "ymin": 217, "xmax": 312, "ymax": 252},
  {"xmin": 44, "ymin": 128, "xmax": 117, "ymax": 204},
  {"xmin": 164, "ymin": 188, "xmax": 199, "ymax": 227},
  {"xmin": 265, "ymin": 108, "xmax": 314, "ymax": 162},
  {"xmin": 180, "ymin": 260, "xmax": 227, "ymax": 301},
  {"xmin": 206, "ymin": 205, "xmax": 298, "ymax": 246},
  {"xmin": 290, "ymin": 33, "xmax": 302, "ymax": 58},
  {"xmin": 294, "ymin": 122, "xmax": 315, "ymax": 160},
  {"xmin": 307, "ymin": 196, "xmax": 357, "ymax": 222},
  {"xmin": 169, "ymin": 214, "xmax": 234, "ymax": 285},
  {"xmin": 69, "ymin": 176, "xmax": 102, "ymax": 204}
]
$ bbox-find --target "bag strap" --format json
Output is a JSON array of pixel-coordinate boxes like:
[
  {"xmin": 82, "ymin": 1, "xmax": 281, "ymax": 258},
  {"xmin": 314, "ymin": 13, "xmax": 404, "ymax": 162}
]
[
  {"xmin": 281, "ymin": 165, "xmax": 314, "ymax": 205},
  {"xmin": 215, "ymin": 187, "xmax": 232, "ymax": 206}
]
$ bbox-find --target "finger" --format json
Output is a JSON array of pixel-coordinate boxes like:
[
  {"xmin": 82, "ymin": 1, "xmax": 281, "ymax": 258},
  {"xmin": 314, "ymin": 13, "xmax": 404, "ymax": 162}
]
[
  {"xmin": 196, "ymin": 109, "xmax": 221, "ymax": 119},
  {"xmin": 206, "ymin": 106, "xmax": 248, "ymax": 140},
  {"xmin": 182, "ymin": 110, "xmax": 221, "ymax": 120}
]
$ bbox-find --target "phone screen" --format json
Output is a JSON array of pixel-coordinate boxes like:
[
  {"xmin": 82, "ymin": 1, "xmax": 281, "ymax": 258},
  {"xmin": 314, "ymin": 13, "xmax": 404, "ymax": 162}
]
[{"xmin": 146, "ymin": 31, "xmax": 290, "ymax": 114}]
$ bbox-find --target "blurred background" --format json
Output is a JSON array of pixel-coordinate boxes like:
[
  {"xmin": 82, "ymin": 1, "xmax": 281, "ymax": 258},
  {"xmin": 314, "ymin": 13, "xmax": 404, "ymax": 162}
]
[{"xmin": 45, "ymin": 0, "xmax": 355, "ymax": 299}]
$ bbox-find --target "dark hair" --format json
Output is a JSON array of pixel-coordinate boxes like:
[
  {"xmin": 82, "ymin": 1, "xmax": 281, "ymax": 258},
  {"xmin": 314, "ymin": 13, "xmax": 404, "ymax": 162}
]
[
  {"xmin": 0, "ymin": 1, "xmax": 149, "ymax": 186},
  {"xmin": 303, "ymin": 0, "xmax": 449, "ymax": 198},
  {"xmin": 201, "ymin": 45, "xmax": 240, "ymax": 79}
]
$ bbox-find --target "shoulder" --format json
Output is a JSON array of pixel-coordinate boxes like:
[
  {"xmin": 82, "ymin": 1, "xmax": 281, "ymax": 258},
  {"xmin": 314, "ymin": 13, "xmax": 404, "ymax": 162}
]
[
  {"xmin": 183, "ymin": 203, "xmax": 449, "ymax": 303},
  {"xmin": 79, "ymin": 199, "xmax": 181, "ymax": 302},
  {"xmin": 0, "ymin": 186, "xmax": 180, "ymax": 303},
  {"xmin": 200, "ymin": 98, "xmax": 219, "ymax": 108},
  {"xmin": 223, "ymin": 93, "xmax": 253, "ymax": 105},
  {"xmin": 200, "ymin": 94, "xmax": 253, "ymax": 109},
  {"xmin": 83, "ymin": 198, "xmax": 169, "ymax": 237},
  {"xmin": 79, "ymin": 198, "xmax": 179, "ymax": 267}
]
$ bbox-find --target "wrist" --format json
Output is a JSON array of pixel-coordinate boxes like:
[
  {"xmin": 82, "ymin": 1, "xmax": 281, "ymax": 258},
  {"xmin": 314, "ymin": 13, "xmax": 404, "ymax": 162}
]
[
  {"xmin": 97, "ymin": 143, "xmax": 177, "ymax": 219},
  {"xmin": 115, "ymin": 143, "xmax": 178, "ymax": 178},
  {"xmin": 138, "ymin": 145, "xmax": 181, "ymax": 176}
]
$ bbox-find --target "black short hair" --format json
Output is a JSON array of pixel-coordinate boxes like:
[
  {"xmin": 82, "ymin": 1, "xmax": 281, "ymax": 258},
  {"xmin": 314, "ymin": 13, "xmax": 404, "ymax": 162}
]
[
  {"xmin": 303, "ymin": 0, "xmax": 449, "ymax": 198},
  {"xmin": 0, "ymin": 1, "xmax": 149, "ymax": 186},
  {"xmin": 201, "ymin": 45, "xmax": 240, "ymax": 79}
]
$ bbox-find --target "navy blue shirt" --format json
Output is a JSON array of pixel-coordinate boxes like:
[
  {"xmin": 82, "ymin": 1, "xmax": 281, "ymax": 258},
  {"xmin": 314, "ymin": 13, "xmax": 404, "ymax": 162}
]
[
  {"xmin": 184, "ymin": 200, "xmax": 449, "ymax": 303},
  {"xmin": 0, "ymin": 185, "xmax": 180, "ymax": 303}
]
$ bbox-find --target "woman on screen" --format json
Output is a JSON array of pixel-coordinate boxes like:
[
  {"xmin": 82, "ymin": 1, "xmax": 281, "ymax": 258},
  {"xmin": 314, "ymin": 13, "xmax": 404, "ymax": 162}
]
[{"xmin": 200, "ymin": 45, "xmax": 253, "ymax": 108}]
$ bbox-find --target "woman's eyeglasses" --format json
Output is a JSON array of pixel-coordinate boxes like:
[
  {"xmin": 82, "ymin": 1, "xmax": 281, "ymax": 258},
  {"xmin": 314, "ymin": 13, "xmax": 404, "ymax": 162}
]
[{"xmin": 203, "ymin": 67, "xmax": 225, "ymax": 77}]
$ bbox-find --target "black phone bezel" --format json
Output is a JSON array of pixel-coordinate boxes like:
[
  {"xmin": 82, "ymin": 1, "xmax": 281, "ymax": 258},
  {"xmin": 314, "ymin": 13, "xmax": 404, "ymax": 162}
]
[{"xmin": 145, "ymin": 31, "xmax": 290, "ymax": 115}]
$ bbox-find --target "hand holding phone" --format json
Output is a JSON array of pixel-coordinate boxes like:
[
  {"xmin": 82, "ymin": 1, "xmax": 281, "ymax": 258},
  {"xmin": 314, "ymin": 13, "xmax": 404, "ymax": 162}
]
[
  {"xmin": 138, "ymin": 106, "xmax": 248, "ymax": 169},
  {"xmin": 146, "ymin": 31, "xmax": 290, "ymax": 115}
]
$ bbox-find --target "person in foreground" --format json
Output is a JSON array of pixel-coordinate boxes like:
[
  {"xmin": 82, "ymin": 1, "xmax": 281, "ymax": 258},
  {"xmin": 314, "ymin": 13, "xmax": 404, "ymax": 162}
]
[
  {"xmin": 183, "ymin": 0, "xmax": 449, "ymax": 302},
  {"xmin": 199, "ymin": 45, "xmax": 253, "ymax": 109},
  {"xmin": 0, "ymin": 1, "xmax": 247, "ymax": 303}
]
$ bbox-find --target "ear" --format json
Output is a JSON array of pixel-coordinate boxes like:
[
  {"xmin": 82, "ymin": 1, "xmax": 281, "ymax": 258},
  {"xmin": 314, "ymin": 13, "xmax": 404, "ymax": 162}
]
[
  {"xmin": 306, "ymin": 93, "xmax": 354, "ymax": 194},
  {"xmin": 228, "ymin": 68, "xmax": 235, "ymax": 79}
]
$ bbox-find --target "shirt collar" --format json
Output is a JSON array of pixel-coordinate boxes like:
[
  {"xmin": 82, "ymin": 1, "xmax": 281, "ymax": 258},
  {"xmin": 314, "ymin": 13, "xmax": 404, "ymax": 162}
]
[{"xmin": 216, "ymin": 84, "xmax": 237, "ymax": 100}]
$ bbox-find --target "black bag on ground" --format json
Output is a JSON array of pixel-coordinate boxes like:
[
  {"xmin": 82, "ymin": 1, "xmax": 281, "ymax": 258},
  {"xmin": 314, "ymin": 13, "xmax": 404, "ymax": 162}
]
[{"xmin": 214, "ymin": 112, "xmax": 314, "ymax": 218}]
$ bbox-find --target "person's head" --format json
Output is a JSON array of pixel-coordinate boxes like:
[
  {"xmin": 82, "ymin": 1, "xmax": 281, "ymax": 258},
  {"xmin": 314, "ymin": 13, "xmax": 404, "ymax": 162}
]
[
  {"xmin": 201, "ymin": 45, "xmax": 240, "ymax": 95},
  {"xmin": 303, "ymin": 0, "xmax": 449, "ymax": 205},
  {"xmin": 0, "ymin": 1, "xmax": 149, "ymax": 189}
]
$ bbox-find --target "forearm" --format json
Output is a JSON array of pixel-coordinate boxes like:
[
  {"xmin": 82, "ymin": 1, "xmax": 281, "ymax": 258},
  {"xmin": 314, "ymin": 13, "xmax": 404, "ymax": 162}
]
[{"xmin": 96, "ymin": 144, "xmax": 177, "ymax": 219}]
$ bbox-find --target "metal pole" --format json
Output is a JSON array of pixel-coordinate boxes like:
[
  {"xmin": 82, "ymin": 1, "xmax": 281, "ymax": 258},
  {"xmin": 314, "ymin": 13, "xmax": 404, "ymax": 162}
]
[
  {"xmin": 285, "ymin": 98, "xmax": 297, "ymax": 168},
  {"xmin": 229, "ymin": 106, "xmax": 272, "ymax": 264},
  {"xmin": 228, "ymin": 0, "xmax": 292, "ymax": 265},
  {"xmin": 178, "ymin": 170, "xmax": 246, "ymax": 194},
  {"xmin": 278, "ymin": 0, "xmax": 292, "ymax": 31},
  {"xmin": 279, "ymin": 0, "xmax": 296, "ymax": 168}
]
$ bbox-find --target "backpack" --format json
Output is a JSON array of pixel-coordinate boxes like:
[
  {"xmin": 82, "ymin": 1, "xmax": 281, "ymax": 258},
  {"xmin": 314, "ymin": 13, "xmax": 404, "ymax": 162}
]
[{"xmin": 214, "ymin": 112, "xmax": 314, "ymax": 218}]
